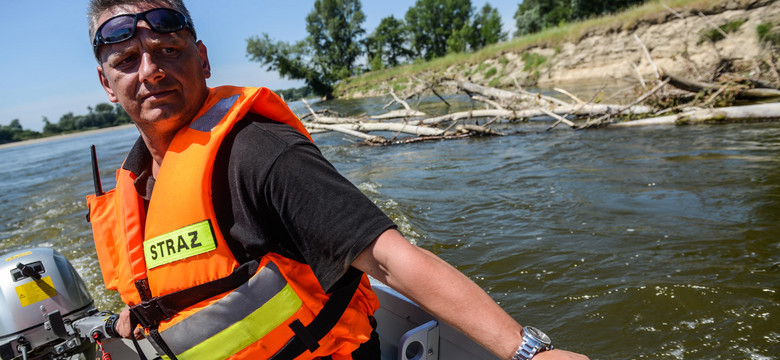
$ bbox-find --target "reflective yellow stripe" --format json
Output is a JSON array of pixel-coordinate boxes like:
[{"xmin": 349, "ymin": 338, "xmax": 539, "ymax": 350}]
[
  {"xmin": 144, "ymin": 220, "xmax": 217, "ymax": 269},
  {"xmin": 175, "ymin": 284, "xmax": 302, "ymax": 360}
]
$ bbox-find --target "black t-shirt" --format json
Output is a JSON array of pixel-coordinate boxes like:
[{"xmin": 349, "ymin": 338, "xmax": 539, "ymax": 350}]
[{"xmin": 126, "ymin": 113, "xmax": 396, "ymax": 292}]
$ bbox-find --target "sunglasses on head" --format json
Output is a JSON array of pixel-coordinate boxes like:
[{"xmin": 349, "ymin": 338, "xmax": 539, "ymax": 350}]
[{"xmin": 93, "ymin": 8, "xmax": 195, "ymax": 58}]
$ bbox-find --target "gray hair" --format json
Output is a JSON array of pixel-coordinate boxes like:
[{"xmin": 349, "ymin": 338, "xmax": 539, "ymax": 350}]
[{"xmin": 87, "ymin": 0, "xmax": 197, "ymax": 47}]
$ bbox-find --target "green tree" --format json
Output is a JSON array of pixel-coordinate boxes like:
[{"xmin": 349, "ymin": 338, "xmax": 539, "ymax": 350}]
[
  {"xmin": 1, "ymin": 119, "xmax": 40, "ymax": 143},
  {"xmin": 365, "ymin": 16, "xmax": 412, "ymax": 69},
  {"xmin": 515, "ymin": 0, "xmax": 647, "ymax": 37},
  {"xmin": 513, "ymin": 0, "xmax": 571, "ymax": 37},
  {"xmin": 247, "ymin": 35, "xmax": 332, "ymax": 96},
  {"xmin": 246, "ymin": 0, "xmax": 366, "ymax": 97},
  {"xmin": 8, "ymin": 119, "xmax": 23, "ymax": 132},
  {"xmin": 307, "ymin": 0, "xmax": 366, "ymax": 78},
  {"xmin": 447, "ymin": 24, "xmax": 473, "ymax": 54},
  {"xmin": 405, "ymin": 0, "xmax": 473, "ymax": 60},
  {"xmin": 0, "ymin": 127, "xmax": 12, "ymax": 144},
  {"xmin": 58, "ymin": 112, "xmax": 77, "ymax": 132},
  {"xmin": 42, "ymin": 116, "xmax": 62, "ymax": 135},
  {"xmin": 0, "ymin": 120, "xmax": 22, "ymax": 144},
  {"xmin": 470, "ymin": 3, "xmax": 506, "ymax": 50},
  {"xmin": 273, "ymin": 86, "xmax": 314, "ymax": 101}
]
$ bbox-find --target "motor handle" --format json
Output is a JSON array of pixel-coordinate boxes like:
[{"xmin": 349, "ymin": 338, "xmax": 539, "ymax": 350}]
[{"xmin": 71, "ymin": 314, "xmax": 121, "ymax": 341}]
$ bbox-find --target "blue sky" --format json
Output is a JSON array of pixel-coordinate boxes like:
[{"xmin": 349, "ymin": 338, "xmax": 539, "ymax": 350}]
[{"xmin": 0, "ymin": 1, "xmax": 518, "ymax": 131}]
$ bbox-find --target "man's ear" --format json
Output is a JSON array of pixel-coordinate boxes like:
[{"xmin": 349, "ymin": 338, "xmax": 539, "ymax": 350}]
[
  {"xmin": 197, "ymin": 41, "xmax": 211, "ymax": 79},
  {"xmin": 97, "ymin": 65, "xmax": 119, "ymax": 103}
]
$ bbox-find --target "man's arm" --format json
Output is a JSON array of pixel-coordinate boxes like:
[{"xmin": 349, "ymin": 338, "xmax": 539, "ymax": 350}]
[{"xmin": 352, "ymin": 228, "xmax": 588, "ymax": 360}]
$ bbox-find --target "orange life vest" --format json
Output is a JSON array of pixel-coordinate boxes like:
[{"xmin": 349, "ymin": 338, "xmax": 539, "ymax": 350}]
[{"xmin": 86, "ymin": 86, "xmax": 379, "ymax": 360}]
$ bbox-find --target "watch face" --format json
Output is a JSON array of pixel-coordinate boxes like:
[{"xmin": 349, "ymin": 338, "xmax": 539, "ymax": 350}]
[{"xmin": 525, "ymin": 326, "xmax": 551, "ymax": 345}]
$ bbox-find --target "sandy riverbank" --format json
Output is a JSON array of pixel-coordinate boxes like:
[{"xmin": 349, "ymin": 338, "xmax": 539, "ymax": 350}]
[
  {"xmin": 338, "ymin": 0, "xmax": 779, "ymax": 99},
  {"xmin": 0, "ymin": 124, "xmax": 137, "ymax": 150}
]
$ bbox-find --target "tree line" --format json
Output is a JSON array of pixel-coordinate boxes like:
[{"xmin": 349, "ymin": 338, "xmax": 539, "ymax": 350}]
[
  {"xmin": 0, "ymin": 103, "xmax": 131, "ymax": 145},
  {"xmin": 247, "ymin": 0, "xmax": 648, "ymax": 98}
]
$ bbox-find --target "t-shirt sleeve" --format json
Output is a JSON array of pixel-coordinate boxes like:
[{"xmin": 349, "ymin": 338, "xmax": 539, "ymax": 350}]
[
  {"xmin": 223, "ymin": 118, "xmax": 396, "ymax": 291},
  {"xmin": 265, "ymin": 134, "xmax": 396, "ymax": 290}
]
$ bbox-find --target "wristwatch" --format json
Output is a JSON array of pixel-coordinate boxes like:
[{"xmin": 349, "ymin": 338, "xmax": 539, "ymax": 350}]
[{"xmin": 512, "ymin": 326, "xmax": 553, "ymax": 360}]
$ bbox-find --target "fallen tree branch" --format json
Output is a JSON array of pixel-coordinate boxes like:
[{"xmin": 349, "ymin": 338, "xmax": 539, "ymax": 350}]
[
  {"xmin": 610, "ymin": 103, "xmax": 780, "ymax": 127},
  {"xmin": 304, "ymin": 122, "xmax": 387, "ymax": 144},
  {"xmin": 540, "ymin": 108, "xmax": 576, "ymax": 129},
  {"xmin": 554, "ymin": 88, "xmax": 586, "ymax": 104},
  {"xmin": 301, "ymin": 98, "xmax": 321, "ymax": 121},
  {"xmin": 634, "ymin": 34, "xmax": 661, "ymax": 80},
  {"xmin": 369, "ymin": 109, "xmax": 427, "ymax": 120},
  {"xmin": 472, "ymin": 95, "xmax": 506, "ymax": 111},
  {"xmin": 390, "ymin": 88, "xmax": 412, "ymax": 111},
  {"xmin": 447, "ymin": 80, "xmax": 653, "ymax": 116},
  {"xmin": 449, "ymin": 80, "xmax": 554, "ymax": 108},
  {"xmin": 350, "ymin": 122, "xmax": 444, "ymax": 136},
  {"xmin": 458, "ymin": 124, "xmax": 506, "ymax": 136},
  {"xmin": 631, "ymin": 62, "xmax": 648, "ymax": 89},
  {"xmin": 580, "ymin": 78, "xmax": 670, "ymax": 128},
  {"xmin": 514, "ymin": 81, "xmax": 570, "ymax": 107}
]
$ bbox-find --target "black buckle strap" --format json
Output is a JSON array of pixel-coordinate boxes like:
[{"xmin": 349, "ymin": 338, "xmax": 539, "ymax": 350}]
[
  {"xmin": 128, "ymin": 299, "xmax": 171, "ymax": 329},
  {"xmin": 128, "ymin": 260, "xmax": 260, "ymax": 328}
]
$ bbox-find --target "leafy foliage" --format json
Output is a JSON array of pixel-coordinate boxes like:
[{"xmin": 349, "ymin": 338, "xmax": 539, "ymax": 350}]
[
  {"xmin": 247, "ymin": 0, "xmax": 366, "ymax": 96},
  {"xmin": 0, "ymin": 119, "xmax": 40, "ymax": 144},
  {"xmin": 405, "ymin": 0, "xmax": 473, "ymax": 60},
  {"xmin": 365, "ymin": 16, "xmax": 413, "ymax": 70},
  {"xmin": 470, "ymin": 3, "xmax": 507, "ymax": 50},
  {"xmin": 306, "ymin": 0, "xmax": 366, "ymax": 79},
  {"xmin": 273, "ymin": 86, "xmax": 315, "ymax": 101},
  {"xmin": 514, "ymin": 0, "xmax": 647, "ymax": 36}
]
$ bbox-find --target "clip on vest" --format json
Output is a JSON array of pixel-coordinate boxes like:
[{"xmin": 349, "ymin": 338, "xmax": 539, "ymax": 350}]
[{"xmin": 129, "ymin": 300, "xmax": 169, "ymax": 329}]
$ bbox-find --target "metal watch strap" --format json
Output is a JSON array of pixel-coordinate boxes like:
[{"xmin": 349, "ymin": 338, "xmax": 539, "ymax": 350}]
[
  {"xmin": 512, "ymin": 342, "xmax": 541, "ymax": 360},
  {"xmin": 512, "ymin": 327, "xmax": 552, "ymax": 360}
]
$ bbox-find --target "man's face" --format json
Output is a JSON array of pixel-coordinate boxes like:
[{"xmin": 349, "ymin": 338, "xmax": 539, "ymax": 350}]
[{"xmin": 96, "ymin": 2, "xmax": 210, "ymax": 136}]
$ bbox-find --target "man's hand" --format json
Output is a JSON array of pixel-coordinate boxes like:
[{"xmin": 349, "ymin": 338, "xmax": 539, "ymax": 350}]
[
  {"xmin": 535, "ymin": 349, "xmax": 590, "ymax": 360},
  {"xmin": 116, "ymin": 308, "xmax": 145, "ymax": 339}
]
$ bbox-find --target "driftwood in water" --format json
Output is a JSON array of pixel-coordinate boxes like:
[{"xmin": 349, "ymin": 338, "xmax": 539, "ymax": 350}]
[
  {"xmin": 580, "ymin": 78, "xmax": 671, "ymax": 129},
  {"xmin": 444, "ymin": 80, "xmax": 654, "ymax": 117},
  {"xmin": 298, "ymin": 76, "xmax": 780, "ymax": 145},
  {"xmin": 610, "ymin": 103, "xmax": 780, "ymax": 127}
]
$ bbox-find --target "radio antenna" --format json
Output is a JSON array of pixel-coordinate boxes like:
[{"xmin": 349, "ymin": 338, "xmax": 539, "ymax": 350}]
[{"xmin": 90, "ymin": 145, "xmax": 103, "ymax": 196}]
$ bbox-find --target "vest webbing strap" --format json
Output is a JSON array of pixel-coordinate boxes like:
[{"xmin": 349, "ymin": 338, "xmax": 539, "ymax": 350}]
[
  {"xmin": 269, "ymin": 273, "xmax": 362, "ymax": 360},
  {"xmin": 128, "ymin": 260, "xmax": 260, "ymax": 329}
]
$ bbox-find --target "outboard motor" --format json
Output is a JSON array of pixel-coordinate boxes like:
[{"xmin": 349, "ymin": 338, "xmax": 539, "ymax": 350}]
[{"xmin": 0, "ymin": 248, "xmax": 114, "ymax": 360}]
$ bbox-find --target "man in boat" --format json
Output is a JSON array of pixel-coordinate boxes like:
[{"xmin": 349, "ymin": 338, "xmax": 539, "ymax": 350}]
[{"xmin": 85, "ymin": 1, "xmax": 588, "ymax": 359}]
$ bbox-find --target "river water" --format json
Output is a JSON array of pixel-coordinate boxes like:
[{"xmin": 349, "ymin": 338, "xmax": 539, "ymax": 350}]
[{"xmin": 0, "ymin": 96, "xmax": 777, "ymax": 359}]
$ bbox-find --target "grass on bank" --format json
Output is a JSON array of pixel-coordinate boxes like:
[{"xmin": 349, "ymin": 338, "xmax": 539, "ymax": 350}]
[
  {"xmin": 334, "ymin": 0, "xmax": 735, "ymax": 97},
  {"xmin": 757, "ymin": 22, "xmax": 780, "ymax": 46},
  {"xmin": 699, "ymin": 19, "xmax": 746, "ymax": 43}
]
